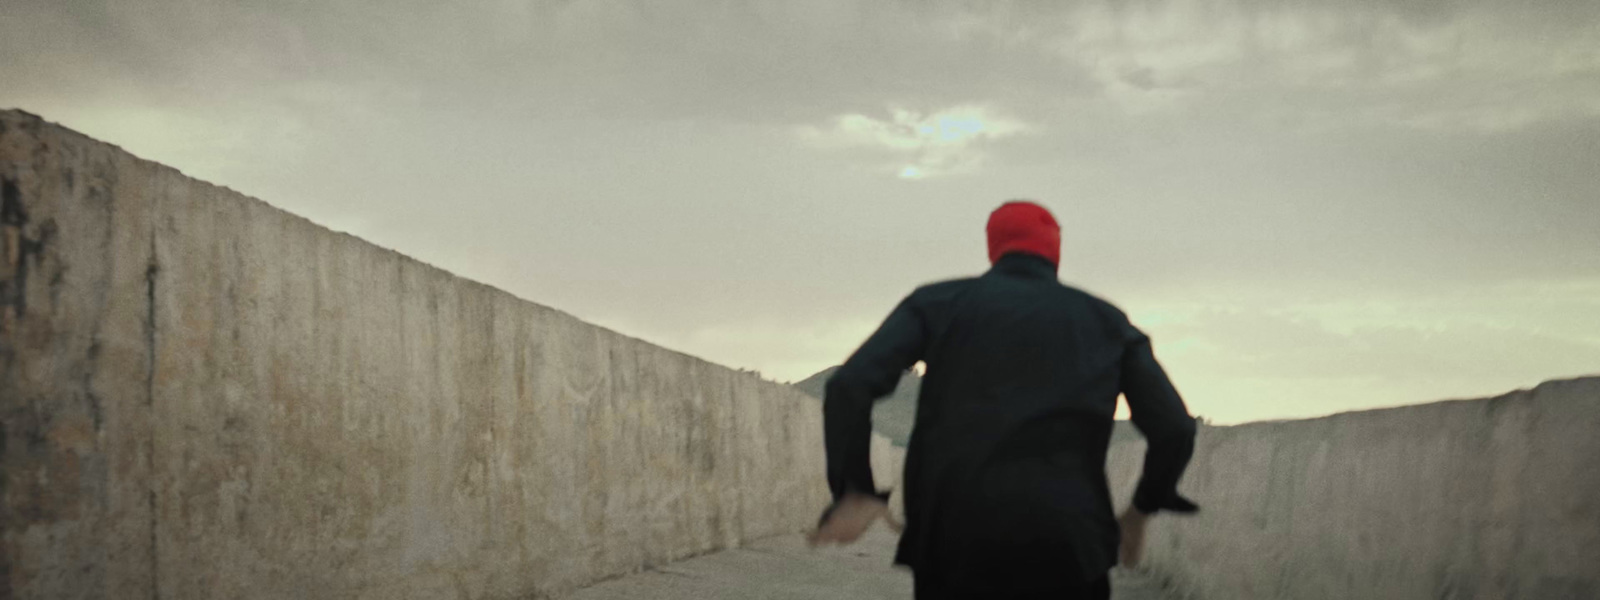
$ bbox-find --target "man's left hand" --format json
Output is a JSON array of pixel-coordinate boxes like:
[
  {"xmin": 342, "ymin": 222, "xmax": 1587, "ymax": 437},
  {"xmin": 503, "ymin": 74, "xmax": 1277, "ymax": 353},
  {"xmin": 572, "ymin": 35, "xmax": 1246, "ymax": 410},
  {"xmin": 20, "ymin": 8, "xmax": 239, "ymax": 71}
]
[{"xmin": 808, "ymin": 493, "xmax": 889, "ymax": 546}]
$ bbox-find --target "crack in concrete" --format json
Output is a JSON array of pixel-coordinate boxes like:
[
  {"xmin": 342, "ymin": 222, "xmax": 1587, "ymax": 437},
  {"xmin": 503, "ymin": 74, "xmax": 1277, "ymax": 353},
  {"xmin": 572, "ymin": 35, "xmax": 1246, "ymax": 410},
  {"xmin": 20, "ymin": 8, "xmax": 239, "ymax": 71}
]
[
  {"xmin": 2, "ymin": 178, "xmax": 36, "ymax": 320},
  {"xmin": 144, "ymin": 229, "xmax": 160, "ymax": 600}
]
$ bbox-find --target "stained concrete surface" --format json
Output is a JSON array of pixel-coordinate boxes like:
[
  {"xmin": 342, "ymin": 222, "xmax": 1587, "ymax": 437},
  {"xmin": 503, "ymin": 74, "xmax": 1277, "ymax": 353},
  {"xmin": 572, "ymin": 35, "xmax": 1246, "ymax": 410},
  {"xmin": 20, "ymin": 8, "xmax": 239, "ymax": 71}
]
[
  {"xmin": 1106, "ymin": 376, "xmax": 1600, "ymax": 600},
  {"xmin": 563, "ymin": 527, "xmax": 1180, "ymax": 600},
  {"xmin": 0, "ymin": 109, "xmax": 881, "ymax": 599}
]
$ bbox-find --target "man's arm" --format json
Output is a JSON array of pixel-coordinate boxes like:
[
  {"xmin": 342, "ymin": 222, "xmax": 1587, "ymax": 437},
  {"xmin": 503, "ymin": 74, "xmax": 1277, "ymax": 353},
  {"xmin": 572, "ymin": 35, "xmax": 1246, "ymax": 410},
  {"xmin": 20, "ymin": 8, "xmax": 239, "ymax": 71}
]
[
  {"xmin": 1120, "ymin": 324, "xmax": 1199, "ymax": 515},
  {"xmin": 823, "ymin": 296, "xmax": 926, "ymax": 502}
]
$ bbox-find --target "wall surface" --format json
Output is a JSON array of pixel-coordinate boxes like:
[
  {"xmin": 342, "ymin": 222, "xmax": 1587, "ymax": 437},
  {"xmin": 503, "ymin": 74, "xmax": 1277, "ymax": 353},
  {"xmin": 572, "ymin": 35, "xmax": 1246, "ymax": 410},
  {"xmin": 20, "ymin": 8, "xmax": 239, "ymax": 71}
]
[
  {"xmin": 1107, "ymin": 377, "xmax": 1600, "ymax": 600},
  {"xmin": 9, "ymin": 108, "xmax": 1595, "ymax": 600},
  {"xmin": 0, "ymin": 110, "xmax": 845, "ymax": 599}
]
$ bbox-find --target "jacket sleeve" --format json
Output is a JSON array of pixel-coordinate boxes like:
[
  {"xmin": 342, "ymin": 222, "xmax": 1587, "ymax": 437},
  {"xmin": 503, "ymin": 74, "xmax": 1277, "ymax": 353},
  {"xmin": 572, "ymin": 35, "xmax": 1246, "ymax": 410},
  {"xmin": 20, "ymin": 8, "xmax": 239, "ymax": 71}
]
[
  {"xmin": 823, "ymin": 295, "xmax": 926, "ymax": 502},
  {"xmin": 1120, "ymin": 323, "xmax": 1200, "ymax": 515}
]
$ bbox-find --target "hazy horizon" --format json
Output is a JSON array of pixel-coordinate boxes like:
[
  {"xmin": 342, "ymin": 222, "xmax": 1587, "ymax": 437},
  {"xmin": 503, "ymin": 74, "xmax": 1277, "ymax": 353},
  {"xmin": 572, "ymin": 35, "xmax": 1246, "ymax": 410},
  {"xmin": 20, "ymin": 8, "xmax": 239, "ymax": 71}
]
[{"xmin": 5, "ymin": 0, "xmax": 1597, "ymax": 424}]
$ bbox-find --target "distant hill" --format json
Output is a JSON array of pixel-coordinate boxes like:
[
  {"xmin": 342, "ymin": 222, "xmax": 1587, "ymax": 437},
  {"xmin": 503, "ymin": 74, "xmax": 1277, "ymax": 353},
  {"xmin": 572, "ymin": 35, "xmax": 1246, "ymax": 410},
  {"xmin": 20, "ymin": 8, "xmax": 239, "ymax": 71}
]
[{"xmin": 793, "ymin": 366, "xmax": 919, "ymax": 447}]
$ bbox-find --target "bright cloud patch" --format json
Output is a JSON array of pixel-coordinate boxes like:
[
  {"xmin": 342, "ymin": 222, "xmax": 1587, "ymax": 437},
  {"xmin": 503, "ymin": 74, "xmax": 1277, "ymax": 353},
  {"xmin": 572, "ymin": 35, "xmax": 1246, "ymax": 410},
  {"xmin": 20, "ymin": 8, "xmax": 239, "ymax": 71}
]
[{"xmin": 799, "ymin": 105, "xmax": 1030, "ymax": 178}]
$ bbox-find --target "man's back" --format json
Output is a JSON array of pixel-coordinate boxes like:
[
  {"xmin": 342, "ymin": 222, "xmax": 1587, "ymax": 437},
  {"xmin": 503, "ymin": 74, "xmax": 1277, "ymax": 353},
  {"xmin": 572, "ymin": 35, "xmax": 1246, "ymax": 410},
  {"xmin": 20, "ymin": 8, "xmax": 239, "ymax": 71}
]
[
  {"xmin": 896, "ymin": 254, "xmax": 1133, "ymax": 578},
  {"xmin": 814, "ymin": 202, "xmax": 1197, "ymax": 599}
]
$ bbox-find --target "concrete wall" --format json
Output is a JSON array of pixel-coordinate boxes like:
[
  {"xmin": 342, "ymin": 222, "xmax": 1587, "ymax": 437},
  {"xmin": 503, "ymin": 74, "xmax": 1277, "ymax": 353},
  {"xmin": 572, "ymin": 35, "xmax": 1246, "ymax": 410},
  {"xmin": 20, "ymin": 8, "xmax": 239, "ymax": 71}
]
[
  {"xmin": 853, "ymin": 377, "xmax": 1600, "ymax": 600},
  {"xmin": 1108, "ymin": 377, "xmax": 1600, "ymax": 600},
  {"xmin": 0, "ymin": 110, "xmax": 843, "ymax": 599},
  {"xmin": 11, "ymin": 107, "xmax": 1594, "ymax": 600}
]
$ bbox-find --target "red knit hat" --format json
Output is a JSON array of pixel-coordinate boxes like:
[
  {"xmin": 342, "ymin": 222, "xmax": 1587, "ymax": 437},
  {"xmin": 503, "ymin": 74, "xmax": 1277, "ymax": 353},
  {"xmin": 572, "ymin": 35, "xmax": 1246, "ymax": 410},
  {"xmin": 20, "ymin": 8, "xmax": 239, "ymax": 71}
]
[{"xmin": 986, "ymin": 201, "xmax": 1060, "ymax": 266}]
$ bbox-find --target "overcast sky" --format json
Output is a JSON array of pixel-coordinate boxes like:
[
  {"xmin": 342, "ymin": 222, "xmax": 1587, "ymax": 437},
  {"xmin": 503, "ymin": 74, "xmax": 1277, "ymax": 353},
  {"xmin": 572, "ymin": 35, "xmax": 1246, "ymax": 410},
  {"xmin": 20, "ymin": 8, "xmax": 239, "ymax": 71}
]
[{"xmin": 5, "ymin": 0, "xmax": 1597, "ymax": 423}]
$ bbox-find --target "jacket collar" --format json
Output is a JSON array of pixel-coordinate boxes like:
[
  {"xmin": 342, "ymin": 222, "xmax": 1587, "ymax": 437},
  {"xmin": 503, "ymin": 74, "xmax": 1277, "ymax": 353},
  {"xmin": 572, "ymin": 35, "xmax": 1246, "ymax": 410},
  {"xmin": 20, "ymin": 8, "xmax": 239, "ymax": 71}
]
[{"xmin": 988, "ymin": 252, "xmax": 1059, "ymax": 280}]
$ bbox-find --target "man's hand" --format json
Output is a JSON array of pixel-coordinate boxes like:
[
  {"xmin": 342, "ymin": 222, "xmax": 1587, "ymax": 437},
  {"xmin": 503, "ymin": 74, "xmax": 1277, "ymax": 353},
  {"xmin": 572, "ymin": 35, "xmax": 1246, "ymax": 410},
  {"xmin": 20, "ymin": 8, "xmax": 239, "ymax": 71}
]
[
  {"xmin": 1118, "ymin": 506, "xmax": 1151, "ymax": 567},
  {"xmin": 808, "ymin": 492, "xmax": 889, "ymax": 546}
]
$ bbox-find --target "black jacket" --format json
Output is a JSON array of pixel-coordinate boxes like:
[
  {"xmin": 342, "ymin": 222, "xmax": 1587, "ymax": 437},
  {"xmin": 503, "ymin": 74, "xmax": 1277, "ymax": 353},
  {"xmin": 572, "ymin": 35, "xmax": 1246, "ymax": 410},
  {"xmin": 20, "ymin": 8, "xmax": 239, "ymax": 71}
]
[{"xmin": 823, "ymin": 253, "xmax": 1198, "ymax": 583}]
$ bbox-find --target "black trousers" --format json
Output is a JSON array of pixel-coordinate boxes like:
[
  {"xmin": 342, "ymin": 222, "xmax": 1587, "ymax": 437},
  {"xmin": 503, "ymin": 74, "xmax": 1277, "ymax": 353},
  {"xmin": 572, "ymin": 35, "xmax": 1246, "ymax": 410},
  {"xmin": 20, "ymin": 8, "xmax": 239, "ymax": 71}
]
[{"xmin": 913, "ymin": 574, "xmax": 1111, "ymax": 600}]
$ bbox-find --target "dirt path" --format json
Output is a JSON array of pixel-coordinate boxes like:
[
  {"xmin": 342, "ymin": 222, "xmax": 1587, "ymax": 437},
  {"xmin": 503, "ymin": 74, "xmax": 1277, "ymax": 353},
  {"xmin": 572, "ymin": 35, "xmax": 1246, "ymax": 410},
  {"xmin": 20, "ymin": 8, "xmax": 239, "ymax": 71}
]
[{"xmin": 563, "ymin": 527, "xmax": 1181, "ymax": 600}]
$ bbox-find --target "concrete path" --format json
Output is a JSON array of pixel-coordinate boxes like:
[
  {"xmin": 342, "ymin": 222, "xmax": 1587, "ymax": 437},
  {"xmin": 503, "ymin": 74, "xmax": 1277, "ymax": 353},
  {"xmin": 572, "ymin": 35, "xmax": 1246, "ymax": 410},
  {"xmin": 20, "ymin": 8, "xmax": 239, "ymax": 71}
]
[{"xmin": 563, "ymin": 527, "xmax": 1180, "ymax": 600}]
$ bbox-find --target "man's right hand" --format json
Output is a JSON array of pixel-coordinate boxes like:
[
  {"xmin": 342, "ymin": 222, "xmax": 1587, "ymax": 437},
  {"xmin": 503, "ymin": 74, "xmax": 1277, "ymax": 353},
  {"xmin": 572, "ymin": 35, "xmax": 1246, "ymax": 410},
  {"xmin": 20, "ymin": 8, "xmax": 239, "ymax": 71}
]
[{"xmin": 1117, "ymin": 506, "xmax": 1151, "ymax": 567}]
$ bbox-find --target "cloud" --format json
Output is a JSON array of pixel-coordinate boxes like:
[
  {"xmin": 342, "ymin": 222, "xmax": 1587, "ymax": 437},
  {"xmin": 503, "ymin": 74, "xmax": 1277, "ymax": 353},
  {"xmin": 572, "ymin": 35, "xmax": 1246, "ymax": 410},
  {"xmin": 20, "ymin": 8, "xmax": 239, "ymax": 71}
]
[
  {"xmin": 1050, "ymin": 1, "xmax": 1600, "ymax": 130},
  {"xmin": 11, "ymin": 0, "xmax": 1596, "ymax": 135},
  {"xmin": 5, "ymin": 0, "xmax": 1598, "ymax": 424},
  {"xmin": 797, "ymin": 105, "xmax": 1031, "ymax": 178}
]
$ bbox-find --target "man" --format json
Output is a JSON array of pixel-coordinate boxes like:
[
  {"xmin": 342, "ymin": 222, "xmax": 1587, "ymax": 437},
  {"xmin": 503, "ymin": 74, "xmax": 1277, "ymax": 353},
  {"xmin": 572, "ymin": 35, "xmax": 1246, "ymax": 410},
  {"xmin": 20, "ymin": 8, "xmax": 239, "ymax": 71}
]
[{"xmin": 810, "ymin": 201, "xmax": 1199, "ymax": 599}]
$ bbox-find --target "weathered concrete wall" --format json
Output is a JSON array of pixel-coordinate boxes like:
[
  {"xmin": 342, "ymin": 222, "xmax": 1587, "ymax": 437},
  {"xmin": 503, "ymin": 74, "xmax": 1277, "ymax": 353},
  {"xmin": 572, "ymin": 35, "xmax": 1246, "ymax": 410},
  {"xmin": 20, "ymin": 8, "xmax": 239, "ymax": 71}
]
[
  {"xmin": 1108, "ymin": 377, "xmax": 1600, "ymax": 600},
  {"xmin": 853, "ymin": 379, "xmax": 1600, "ymax": 599},
  {"xmin": 1, "ymin": 111, "xmax": 161, "ymax": 599},
  {"xmin": 0, "ymin": 110, "xmax": 841, "ymax": 599}
]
